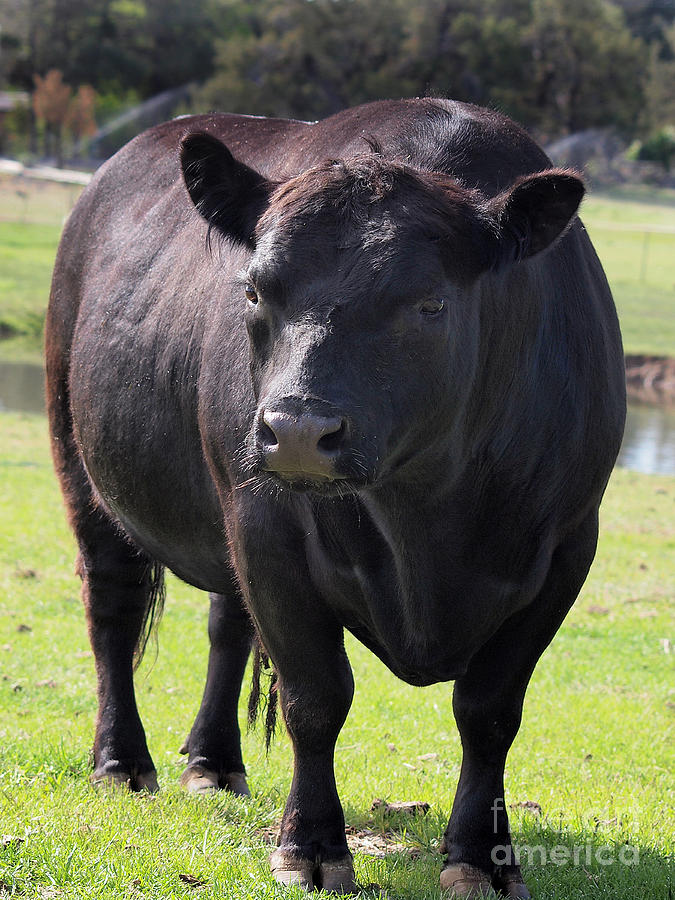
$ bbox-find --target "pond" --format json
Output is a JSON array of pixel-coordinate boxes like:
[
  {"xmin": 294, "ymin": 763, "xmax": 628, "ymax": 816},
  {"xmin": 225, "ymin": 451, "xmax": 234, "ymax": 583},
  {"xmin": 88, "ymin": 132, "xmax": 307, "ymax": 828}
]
[{"xmin": 1, "ymin": 360, "xmax": 674, "ymax": 476}]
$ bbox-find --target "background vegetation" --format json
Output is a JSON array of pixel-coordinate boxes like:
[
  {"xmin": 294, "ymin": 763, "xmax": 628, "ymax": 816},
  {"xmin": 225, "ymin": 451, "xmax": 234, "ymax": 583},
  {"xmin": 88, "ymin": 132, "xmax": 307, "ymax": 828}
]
[{"xmin": 1, "ymin": 0, "xmax": 674, "ymax": 162}]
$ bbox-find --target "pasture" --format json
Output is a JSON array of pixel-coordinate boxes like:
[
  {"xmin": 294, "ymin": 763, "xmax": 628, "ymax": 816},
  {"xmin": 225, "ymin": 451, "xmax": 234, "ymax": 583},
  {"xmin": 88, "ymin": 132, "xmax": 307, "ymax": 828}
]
[
  {"xmin": 0, "ymin": 413, "xmax": 673, "ymax": 897},
  {"xmin": 0, "ymin": 168, "xmax": 673, "ymax": 897}
]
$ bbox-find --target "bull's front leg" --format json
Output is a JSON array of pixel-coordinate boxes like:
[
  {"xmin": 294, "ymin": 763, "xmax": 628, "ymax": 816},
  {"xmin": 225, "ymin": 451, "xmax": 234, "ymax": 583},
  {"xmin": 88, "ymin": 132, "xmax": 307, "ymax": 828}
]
[
  {"xmin": 180, "ymin": 586, "xmax": 253, "ymax": 796},
  {"xmin": 441, "ymin": 514, "xmax": 599, "ymax": 898},
  {"xmin": 231, "ymin": 497, "xmax": 357, "ymax": 894},
  {"xmin": 269, "ymin": 633, "xmax": 356, "ymax": 893}
]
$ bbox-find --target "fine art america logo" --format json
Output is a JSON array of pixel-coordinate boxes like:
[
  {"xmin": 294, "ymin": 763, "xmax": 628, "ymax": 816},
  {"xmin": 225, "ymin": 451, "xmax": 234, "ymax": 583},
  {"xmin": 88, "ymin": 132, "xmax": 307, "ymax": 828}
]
[{"xmin": 490, "ymin": 800, "xmax": 640, "ymax": 868}]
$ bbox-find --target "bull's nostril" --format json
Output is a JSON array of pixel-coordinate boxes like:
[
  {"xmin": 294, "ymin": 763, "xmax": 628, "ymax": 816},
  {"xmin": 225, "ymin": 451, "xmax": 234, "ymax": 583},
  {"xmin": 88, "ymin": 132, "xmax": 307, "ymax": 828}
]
[
  {"xmin": 259, "ymin": 418, "xmax": 278, "ymax": 449},
  {"xmin": 317, "ymin": 419, "xmax": 347, "ymax": 453}
]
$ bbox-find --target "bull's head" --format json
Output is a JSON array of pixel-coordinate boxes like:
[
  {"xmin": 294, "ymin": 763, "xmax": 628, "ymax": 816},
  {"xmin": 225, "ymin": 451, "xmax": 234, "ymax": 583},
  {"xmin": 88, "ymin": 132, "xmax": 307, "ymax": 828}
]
[{"xmin": 181, "ymin": 132, "xmax": 584, "ymax": 493}]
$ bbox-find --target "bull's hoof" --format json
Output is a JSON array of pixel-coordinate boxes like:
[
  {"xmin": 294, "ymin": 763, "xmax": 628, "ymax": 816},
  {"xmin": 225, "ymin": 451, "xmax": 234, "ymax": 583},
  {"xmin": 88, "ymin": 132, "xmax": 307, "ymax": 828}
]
[
  {"xmin": 223, "ymin": 771, "xmax": 251, "ymax": 796},
  {"xmin": 269, "ymin": 849, "xmax": 315, "ymax": 890},
  {"xmin": 269, "ymin": 849, "xmax": 357, "ymax": 894},
  {"xmin": 180, "ymin": 764, "xmax": 250, "ymax": 797},
  {"xmin": 91, "ymin": 769, "xmax": 159, "ymax": 793},
  {"xmin": 494, "ymin": 871, "xmax": 531, "ymax": 898},
  {"xmin": 134, "ymin": 770, "xmax": 160, "ymax": 793},
  {"xmin": 440, "ymin": 863, "xmax": 494, "ymax": 897},
  {"xmin": 181, "ymin": 765, "xmax": 219, "ymax": 794},
  {"xmin": 317, "ymin": 855, "xmax": 359, "ymax": 894}
]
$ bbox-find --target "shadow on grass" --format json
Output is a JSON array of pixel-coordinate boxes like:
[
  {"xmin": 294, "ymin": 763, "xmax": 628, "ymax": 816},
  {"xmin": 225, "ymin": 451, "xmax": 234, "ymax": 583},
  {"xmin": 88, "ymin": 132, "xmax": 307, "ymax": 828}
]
[{"xmin": 338, "ymin": 803, "xmax": 674, "ymax": 898}]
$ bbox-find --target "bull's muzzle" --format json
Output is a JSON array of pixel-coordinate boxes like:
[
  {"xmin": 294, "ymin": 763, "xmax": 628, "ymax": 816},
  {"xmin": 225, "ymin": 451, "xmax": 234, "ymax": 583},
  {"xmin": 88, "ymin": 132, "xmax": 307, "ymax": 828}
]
[{"xmin": 256, "ymin": 406, "xmax": 348, "ymax": 481}]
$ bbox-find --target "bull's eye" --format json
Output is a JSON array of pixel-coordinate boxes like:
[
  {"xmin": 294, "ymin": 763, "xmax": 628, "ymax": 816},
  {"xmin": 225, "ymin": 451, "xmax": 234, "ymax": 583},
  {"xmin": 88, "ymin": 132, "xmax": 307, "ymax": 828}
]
[
  {"xmin": 244, "ymin": 283, "xmax": 259, "ymax": 304},
  {"xmin": 419, "ymin": 297, "xmax": 445, "ymax": 316}
]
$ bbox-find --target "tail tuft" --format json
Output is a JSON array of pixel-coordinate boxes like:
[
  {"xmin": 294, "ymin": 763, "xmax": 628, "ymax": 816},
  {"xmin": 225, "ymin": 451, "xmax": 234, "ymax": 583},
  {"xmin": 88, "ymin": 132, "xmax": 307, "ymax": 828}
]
[
  {"xmin": 248, "ymin": 636, "xmax": 278, "ymax": 751},
  {"xmin": 133, "ymin": 561, "xmax": 166, "ymax": 670}
]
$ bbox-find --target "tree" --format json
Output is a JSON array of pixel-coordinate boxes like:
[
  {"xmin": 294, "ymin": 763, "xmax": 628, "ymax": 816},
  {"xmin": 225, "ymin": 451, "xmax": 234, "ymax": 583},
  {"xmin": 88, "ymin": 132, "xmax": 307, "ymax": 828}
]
[
  {"xmin": 198, "ymin": 0, "xmax": 411, "ymax": 120},
  {"xmin": 33, "ymin": 68, "xmax": 71, "ymax": 165},
  {"xmin": 66, "ymin": 84, "xmax": 97, "ymax": 156},
  {"xmin": 641, "ymin": 20, "xmax": 675, "ymax": 131},
  {"xmin": 527, "ymin": 0, "xmax": 646, "ymax": 136},
  {"xmin": 1, "ymin": 0, "xmax": 216, "ymax": 99},
  {"xmin": 199, "ymin": 0, "xmax": 648, "ymax": 139},
  {"xmin": 1, "ymin": 0, "xmax": 667, "ymax": 155}
]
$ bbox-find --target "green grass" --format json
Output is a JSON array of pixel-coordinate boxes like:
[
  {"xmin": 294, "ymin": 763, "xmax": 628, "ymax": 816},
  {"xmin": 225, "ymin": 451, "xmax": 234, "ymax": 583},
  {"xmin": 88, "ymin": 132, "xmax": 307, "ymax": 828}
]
[
  {"xmin": 0, "ymin": 411, "xmax": 673, "ymax": 898},
  {"xmin": 0, "ymin": 222, "xmax": 63, "ymax": 344},
  {"xmin": 0, "ymin": 176, "xmax": 82, "ymax": 363},
  {"xmin": 581, "ymin": 188, "xmax": 675, "ymax": 356},
  {"xmin": 0, "ymin": 175, "xmax": 673, "ymax": 362}
]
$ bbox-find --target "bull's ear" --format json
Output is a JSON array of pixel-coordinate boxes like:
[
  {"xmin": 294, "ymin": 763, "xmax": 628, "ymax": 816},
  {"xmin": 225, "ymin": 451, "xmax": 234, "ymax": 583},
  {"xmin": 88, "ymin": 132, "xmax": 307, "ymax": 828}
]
[
  {"xmin": 180, "ymin": 132, "xmax": 272, "ymax": 248},
  {"xmin": 487, "ymin": 169, "xmax": 584, "ymax": 266}
]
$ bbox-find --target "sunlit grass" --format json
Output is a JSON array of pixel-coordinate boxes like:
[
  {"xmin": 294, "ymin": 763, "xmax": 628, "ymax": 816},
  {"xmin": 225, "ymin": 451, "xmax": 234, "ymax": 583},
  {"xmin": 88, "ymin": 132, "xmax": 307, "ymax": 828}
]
[
  {"xmin": 0, "ymin": 412, "xmax": 673, "ymax": 897},
  {"xmin": 582, "ymin": 187, "xmax": 675, "ymax": 356}
]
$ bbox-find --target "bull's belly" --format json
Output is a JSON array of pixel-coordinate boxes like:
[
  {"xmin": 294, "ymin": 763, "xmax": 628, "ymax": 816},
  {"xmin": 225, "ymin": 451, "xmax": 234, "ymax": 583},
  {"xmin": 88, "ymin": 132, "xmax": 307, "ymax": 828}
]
[
  {"xmin": 113, "ymin": 503, "xmax": 233, "ymax": 594},
  {"xmin": 94, "ymin": 469, "xmax": 233, "ymax": 593}
]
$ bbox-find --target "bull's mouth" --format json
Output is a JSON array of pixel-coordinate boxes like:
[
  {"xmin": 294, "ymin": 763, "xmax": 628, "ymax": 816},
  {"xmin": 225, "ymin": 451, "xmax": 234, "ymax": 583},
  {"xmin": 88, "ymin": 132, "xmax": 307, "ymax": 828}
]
[
  {"xmin": 238, "ymin": 461, "xmax": 369, "ymax": 497},
  {"xmin": 265, "ymin": 470, "xmax": 367, "ymax": 496}
]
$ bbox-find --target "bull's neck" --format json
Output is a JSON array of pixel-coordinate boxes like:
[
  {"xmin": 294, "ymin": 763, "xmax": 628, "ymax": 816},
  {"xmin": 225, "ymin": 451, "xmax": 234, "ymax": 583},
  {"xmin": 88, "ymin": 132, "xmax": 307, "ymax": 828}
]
[{"xmin": 359, "ymin": 475, "xmax": 462, "ymax": 583}]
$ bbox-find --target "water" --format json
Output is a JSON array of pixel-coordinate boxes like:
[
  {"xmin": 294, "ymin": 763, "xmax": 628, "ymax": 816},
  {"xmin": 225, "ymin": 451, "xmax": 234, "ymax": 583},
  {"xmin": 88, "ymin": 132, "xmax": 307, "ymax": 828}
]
[
  {"xmin": 0, "ymin": 360, "xmax": 47, "ymax": 415},
  {"xmin": 615, "ymin": 401, "xmax": 675, "ymax": 476},
  {"xmin": 1, "ymin": 361, "xmax": 674, "ymax": 476}
]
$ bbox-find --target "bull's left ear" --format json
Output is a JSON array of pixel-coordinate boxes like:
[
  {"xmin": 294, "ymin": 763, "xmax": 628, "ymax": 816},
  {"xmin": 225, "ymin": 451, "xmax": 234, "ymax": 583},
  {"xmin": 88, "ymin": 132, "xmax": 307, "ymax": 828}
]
[
  {"xmin": 486, "ymin": 169, "xmax": 585, "ymax": 266},
  {"xmin": 180, "ymin": 131, "xmax": 273, "ymax": 248}
]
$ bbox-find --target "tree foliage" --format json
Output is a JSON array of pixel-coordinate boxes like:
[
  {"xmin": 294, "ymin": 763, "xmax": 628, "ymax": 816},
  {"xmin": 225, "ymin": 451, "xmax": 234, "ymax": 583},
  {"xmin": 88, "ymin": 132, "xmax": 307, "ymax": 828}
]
[
  {"xmin": 1, "ymin": 0, "xmax": 673, "ymax": 145},
  {"xmin": 198, "ymin": 0, "xmax": 655, "ymax": 137},
  {"xmin": 30, "ymin": 68, "xmax": 97, "ymax": 164},
  {"xmin": 32, "ymin": 69, "xmax": 71, "ymax": 128},
  {"xmin": 0, "ymin": 0, "xmax": 214, "ymax": 96}
]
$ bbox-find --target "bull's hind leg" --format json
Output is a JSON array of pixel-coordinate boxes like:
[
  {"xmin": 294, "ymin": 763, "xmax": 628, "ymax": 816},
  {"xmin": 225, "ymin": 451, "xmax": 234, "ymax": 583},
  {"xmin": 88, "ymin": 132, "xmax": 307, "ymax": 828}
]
[
  {"xmin": 180, "ymin": 586, "xmax": 253, "ymax": 795},
  {"xmin": 77, "ymin": 512, "xmax": 162, "ymax": 791},
  {"xmin": 440, "ymin": 514, "xmax": 599, "ymax": 898},
  {"xmin": 47, "ymin": 367, "xmax": 159, "ymax": 791}
]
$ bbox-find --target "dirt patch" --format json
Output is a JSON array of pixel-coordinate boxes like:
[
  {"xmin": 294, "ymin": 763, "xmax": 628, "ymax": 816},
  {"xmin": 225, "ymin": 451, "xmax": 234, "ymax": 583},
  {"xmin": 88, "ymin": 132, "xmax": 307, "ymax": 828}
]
[
  {"xmin": 625, "ymin": 355, "xmax": 675, "ymax": 405},
  {"xmin": 346, "ymin": 825, "xmax": 424, "ymax": 859},
  {"xmin": 257, "ymin": 822, "xmax": 427, "ymax": 860}
]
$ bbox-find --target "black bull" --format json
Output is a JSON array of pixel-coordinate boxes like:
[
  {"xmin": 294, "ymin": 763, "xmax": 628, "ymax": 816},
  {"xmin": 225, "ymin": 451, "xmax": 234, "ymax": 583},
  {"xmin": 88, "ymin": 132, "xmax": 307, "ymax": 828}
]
[{"xmin": 46, "ymin": 98, "xmax": 625, "ymax": 897}]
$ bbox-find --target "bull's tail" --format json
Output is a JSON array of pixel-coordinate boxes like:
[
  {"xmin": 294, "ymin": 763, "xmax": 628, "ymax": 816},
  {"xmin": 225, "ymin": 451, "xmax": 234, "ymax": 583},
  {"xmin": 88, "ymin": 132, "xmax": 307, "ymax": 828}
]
[
  {"xmin": 133, "ymin": 560, "xmax": 166, "ymax": 670},
  {"xmin": 248, "ymin": 636, "xmax": 278, "ymax": 751}
]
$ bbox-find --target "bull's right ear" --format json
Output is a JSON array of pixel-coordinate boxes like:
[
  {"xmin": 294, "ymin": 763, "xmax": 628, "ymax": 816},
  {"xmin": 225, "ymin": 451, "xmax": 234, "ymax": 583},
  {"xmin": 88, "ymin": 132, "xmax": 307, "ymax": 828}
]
[
  {"xmin": 485, "ymin": 169, "xmax": 585, "ymax": 267},
  {"xmin": 180, "ymin": 132, "xmax": 272, "ymax": 249}
]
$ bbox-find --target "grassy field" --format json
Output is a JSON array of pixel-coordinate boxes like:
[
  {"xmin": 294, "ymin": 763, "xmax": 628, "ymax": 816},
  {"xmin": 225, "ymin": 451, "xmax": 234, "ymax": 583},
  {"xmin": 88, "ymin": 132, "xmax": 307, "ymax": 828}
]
[
  {"xmin": 0, "ymin": 411, "xmax": 673, "ymax": 898},
  {"xmin": 0, "ymin": 174, "xmax": 674, "ymax": 361},
  {"xmin": 0, "ymin": 177, "xmax": 79, "ymax": 362},
  {"xmin": 582, "ymin": 186, "xmax": 675, "ymax": 356}
]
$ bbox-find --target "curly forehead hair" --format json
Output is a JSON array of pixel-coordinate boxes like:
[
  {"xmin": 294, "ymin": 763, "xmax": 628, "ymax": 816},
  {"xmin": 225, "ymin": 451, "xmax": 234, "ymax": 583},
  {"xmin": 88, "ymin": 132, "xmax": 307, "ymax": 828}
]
[{"xmin": 264, "ymin": 149, "xmax": 488, "ymax": 241}]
